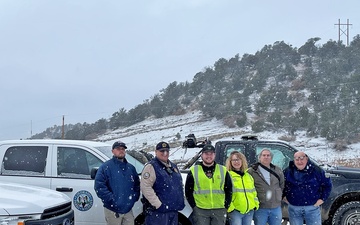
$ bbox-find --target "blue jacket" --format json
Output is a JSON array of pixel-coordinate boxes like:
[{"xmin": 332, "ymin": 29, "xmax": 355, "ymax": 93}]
[
  {"xmin": 283, "ymin": 160, "xmax": 332, "ymax": 206},
  {"xmin": 94, "ymin": 156, "xmax": 140, "ymax": 214}
]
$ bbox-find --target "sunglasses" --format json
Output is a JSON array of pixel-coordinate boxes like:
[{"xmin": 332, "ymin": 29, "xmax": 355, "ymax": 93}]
[{"xmin": 295, "ymin": 156, "xmax": 306, "ymax": 161}]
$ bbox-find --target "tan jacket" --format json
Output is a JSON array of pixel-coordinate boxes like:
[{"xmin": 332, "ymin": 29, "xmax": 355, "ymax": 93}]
[
  {"xmin": 248, "ymin": 163, "xmax": 284, "ymax": 209},
  {"xmin": 140, "ymin": 163, "xmax": 162, "ymax": 209}
]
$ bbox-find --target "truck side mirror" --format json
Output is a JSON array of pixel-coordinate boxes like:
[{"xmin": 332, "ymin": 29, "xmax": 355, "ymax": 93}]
[{"xmin": 91, "ymin": 167, "xmax": 99, "ymax": 179}]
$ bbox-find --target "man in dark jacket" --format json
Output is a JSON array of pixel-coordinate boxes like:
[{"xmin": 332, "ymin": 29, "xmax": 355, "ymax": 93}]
[
  {"xmin": 283, "ymin": 151, "xmax": 332, "ymax": 225},
  {"xmin": 140, "ymin": 141, "xmax": 185, "ymax": 225},
  {"xmin": 94, "ymin": 141, "xmax": 140, "ymax": 225}
]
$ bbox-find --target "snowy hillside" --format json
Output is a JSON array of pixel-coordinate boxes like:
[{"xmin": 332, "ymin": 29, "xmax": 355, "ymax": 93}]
[{"xmin": 96, "ymin": 111, "xmax": 360, "ymax": 167}]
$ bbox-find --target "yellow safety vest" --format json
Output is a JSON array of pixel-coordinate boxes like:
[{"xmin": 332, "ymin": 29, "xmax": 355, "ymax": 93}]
[
  {"xmin": 191, "ymin": 164, "xmax": 226, "ymax": 209},
  {"xmin": 228, "ymin": 170, "xmax": 259, "ymax": 214}
]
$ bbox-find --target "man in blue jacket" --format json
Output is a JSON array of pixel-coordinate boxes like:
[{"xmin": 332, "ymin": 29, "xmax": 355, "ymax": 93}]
[
  {"xmin": 283, "ymin": 151, "xmax": 332, "ymax": 225},
  {"xmin": 94, "ymin": 141, "xmax": 140, "ymax": 225}
]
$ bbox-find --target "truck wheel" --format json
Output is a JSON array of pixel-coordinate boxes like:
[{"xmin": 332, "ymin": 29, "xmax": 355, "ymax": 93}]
[{"xmin": 332, "ymin": 201, "xmax": 360, "ymax": 225}]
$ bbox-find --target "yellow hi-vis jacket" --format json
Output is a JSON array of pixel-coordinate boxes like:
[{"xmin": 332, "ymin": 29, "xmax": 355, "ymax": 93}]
[
  {"xmin": 191, "ymin": 164, "xmax": 226, "ymax": 209},
  {"xmin": 228, "ymin": 170, "xmax": 259, "ymax": 214}
]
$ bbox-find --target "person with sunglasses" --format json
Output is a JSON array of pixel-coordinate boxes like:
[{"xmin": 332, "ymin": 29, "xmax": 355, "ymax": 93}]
[
  {"xmin": 94, "ymin": 141, "xmax": 140, "ymax": 225},
  {"xmin": 140, "ymin": 141, "xmax": 185, "ymax": 225},
  {"xmin": 283, "ymin": 151, "xmax": 332, "ymax": 225}
]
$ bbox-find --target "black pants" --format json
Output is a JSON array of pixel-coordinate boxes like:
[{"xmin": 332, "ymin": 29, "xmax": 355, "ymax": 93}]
[
  {"xmin": 145, "ymin": 211, "xmax": 178, "ymax": 225},
  {"xmin": 192, "ymin": 207, "xmax": 227, "ymax": 225}
]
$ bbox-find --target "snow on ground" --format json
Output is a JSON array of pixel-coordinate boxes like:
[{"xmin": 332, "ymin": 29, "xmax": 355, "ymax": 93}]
[
  {"xmin": 96, "ymin": 110, "xmax": 360, "ymax": 167},
  {"xmin": 96, "ymin": 110, "xmax": 355, "ymax": 225}
]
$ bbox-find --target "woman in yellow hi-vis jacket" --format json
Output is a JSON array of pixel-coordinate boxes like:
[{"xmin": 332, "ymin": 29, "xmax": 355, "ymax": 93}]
[{"xmin": 226, "ymin": 151, "xmax": 259, "ymax": 225}]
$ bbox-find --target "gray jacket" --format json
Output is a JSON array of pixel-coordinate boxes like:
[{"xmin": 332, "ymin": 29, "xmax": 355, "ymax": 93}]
[{"xmin": 248, "ymin": 163, "xmax": 284, "ymax": 209}]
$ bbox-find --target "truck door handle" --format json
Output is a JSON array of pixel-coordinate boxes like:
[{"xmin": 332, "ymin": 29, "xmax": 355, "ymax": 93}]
[{"xmin": 56, "ymin": 187, "xmax": 74, "ymax": 192}]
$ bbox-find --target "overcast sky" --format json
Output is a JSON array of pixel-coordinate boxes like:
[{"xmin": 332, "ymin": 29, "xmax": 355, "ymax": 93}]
[{"xmin": 1, "ymin": 0, "xmax": 359, "ymax": 140}]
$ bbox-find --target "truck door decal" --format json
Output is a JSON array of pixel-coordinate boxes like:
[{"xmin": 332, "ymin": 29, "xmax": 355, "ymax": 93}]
[{"xmin": 73, "ymin": 190, "xmax": 94, "ymax": 211}]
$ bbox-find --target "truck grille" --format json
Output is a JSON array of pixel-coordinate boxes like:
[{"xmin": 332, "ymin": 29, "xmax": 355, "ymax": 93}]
[
  {"xmin": 41, "ymin": 202, "xmax": 72, "ymax": 219},
  {"xmin": 25, "ymin": 202, "xmax": 74, "ymax": 225}
]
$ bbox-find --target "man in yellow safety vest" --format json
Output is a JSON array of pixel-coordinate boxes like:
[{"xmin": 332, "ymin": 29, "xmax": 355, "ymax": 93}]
[{"xmin": 185, "ymin": 144, "xmax": 233, "ymax": 225}]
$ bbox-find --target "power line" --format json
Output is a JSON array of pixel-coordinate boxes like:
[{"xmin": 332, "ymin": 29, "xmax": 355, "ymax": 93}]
[{"xmin": 334, "ymin": 19, "xmax": 352, "ymax": 46}]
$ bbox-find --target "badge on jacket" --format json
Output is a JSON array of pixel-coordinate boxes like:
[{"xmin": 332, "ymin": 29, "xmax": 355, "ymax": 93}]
[{"xmin": 143, "ymin": 172, "xmax": 150, "ymax": 179}]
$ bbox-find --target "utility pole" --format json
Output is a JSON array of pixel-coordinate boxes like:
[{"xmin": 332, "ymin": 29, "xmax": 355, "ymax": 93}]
[
  {"xmin": 334, "ymin": 19, "xmax": 352, "ymax": 46},
  {"xmin": 62, "ymin": 115, "xmax": 65, "ymax": 139}
]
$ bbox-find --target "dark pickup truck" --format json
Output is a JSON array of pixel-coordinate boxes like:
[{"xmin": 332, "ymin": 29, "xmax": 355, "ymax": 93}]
[{"xmin": 182, "ymin": 134, "xmax": 360, "ymax": 225}]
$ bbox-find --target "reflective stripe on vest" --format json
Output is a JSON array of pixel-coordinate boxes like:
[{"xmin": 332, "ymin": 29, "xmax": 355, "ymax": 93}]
[{"xmin": 233, "ymin": 187, "xmax": 257, "ymax": 194}]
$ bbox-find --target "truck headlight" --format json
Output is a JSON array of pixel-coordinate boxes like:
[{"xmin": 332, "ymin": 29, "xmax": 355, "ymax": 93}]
[{"xmin": 0, "ymin": 214, "xmax": 41, "ymax": 225}]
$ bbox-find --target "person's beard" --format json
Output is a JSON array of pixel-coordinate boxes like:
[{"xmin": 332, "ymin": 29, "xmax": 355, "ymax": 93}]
[
  {"xmin": 202, "ymin": 159, "xmax": 214, "ymax": 166},
  {"xmin": 116, "ymin": 154, "xmax": 125, "ymax": 160}
]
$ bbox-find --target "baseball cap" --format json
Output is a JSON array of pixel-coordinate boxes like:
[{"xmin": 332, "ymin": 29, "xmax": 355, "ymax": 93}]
[
  {"xmin": 112, "ymin": 141, "xmax": 127, "ymax": 149},
  {"xmin": 156, "ymin": 141, "xmax": 170, "ymax": 151},
  {"xmin": 202, "ymin": 144, "xmax": 215, "ymax": 153}
]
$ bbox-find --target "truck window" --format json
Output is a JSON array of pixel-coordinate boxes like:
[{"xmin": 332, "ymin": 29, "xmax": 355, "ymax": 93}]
[
  {"xmin": 255, "ymin": 144, "xmax": 296, "ymax": 170},
  {"xmin": 1, "ymin": 146, "xmax": 48, "ymax": 176},
  {"xmin": 225, "ymin": 145, "xmax": 246, "ymax": 157},
  {"xmin": 57, "ymin": 147, "xmax": 102, "ymax": 178},
  {"xmin": 222, "ymin": 144, "xmax": 246, "ymax": 165}
]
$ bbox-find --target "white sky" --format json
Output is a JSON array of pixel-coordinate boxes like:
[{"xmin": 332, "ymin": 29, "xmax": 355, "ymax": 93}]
[{"xmin": 1, "ymin": 0, "xmax": 360, "ymax": 140}]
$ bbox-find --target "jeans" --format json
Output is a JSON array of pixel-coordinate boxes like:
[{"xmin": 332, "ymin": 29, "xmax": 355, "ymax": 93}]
[
  {"xmin": 288, "ymin": 204, "xmax": 321, "ymax": 225},
  {"xmin": 253, "ymin": 206, "xmax": 282, "ymax": 225},
  {"xmin": 228, "ymin": 209, "xmax": 254, "ymax": 225}
]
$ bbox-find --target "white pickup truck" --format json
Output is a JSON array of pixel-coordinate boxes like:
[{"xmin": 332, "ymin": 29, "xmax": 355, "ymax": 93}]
[
  {"xmin": 0, "ymin": 139, "xmax": 192, "ymax": 225},
  {"xmin": 0, "ymin": 181, "xmax": 74, "ymax": 225}
]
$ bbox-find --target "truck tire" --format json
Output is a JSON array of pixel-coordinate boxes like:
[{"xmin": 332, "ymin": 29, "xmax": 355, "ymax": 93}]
[{"xmin": 332, "ymin": 201, "xmax": 360, "ymax": 225}]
